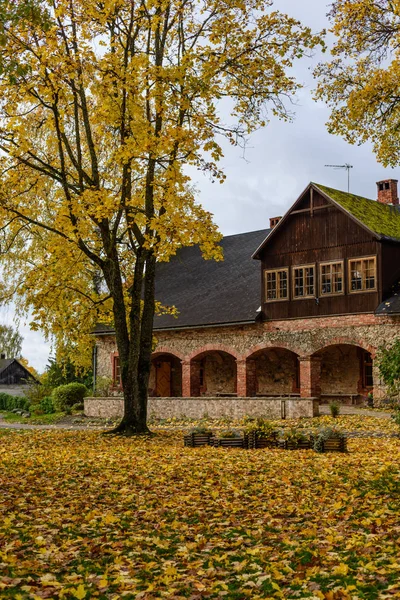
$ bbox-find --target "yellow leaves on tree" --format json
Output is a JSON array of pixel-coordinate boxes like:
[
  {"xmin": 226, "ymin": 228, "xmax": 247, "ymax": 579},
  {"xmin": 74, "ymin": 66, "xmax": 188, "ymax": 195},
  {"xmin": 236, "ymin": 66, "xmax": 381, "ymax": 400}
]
[
  {"xmin": 0, "ymin": 0, "xmax": 321, "ymax": 432},
  {"xmin": 315, "ymin": 0, "xmax": 400, "ymax": 167}
]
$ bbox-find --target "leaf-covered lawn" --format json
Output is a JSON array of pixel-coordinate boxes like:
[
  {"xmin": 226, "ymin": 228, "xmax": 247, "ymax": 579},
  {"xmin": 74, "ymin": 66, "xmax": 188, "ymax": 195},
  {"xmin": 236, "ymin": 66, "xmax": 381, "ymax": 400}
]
[{"xmin": 1, "ymin": 427, "xmax": 399, "ymax": 599}]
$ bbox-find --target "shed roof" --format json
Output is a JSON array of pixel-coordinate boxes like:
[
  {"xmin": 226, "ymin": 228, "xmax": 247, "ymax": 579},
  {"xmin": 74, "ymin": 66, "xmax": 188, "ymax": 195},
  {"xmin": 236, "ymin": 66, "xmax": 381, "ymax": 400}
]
[{"xmin": 153, "ymin": 228, "xmax": 268, "ymax": 329}]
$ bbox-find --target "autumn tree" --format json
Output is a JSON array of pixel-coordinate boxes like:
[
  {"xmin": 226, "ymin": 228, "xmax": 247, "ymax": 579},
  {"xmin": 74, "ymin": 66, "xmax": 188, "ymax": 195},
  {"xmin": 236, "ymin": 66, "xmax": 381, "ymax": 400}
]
[
  {"xmin": 0, "ymin": 323, "xmax": 23, "ymax": 358},
  {"xmin": 0, "ymin": 0, "xmax": 320, "ymax": 434},
  {"xmin": 315, "ymin": 0, "xmax": 400, "ymax": 167}
]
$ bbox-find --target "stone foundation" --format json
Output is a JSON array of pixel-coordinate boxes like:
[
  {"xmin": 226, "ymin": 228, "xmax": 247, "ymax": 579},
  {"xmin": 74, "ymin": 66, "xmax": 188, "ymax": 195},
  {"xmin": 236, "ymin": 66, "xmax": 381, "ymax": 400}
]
[
  {"xmin": 84, "ymin": 396, "xmax": 319, "ymax": 420},
  {"xmin": 95, "ymin": 313, "xmax": 400, "ymax": 404}
]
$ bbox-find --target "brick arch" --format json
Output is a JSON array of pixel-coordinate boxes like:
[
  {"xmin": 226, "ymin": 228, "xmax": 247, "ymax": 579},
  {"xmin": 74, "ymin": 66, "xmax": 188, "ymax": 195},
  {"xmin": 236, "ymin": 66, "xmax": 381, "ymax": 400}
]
[
  {"xmin": 311, "ymin": 337, "xmax": 376, "ymax": 358},
  {"xmin": 152, "ymin": 346, "xmax": 186, "ymax": 361},
  {"xmin": 186, "ymin": 344, "xmax": 242, "ymax": 362},
  {"xmin": 243, "ymin": 341, "xmax": 303, "ymax": 360}
]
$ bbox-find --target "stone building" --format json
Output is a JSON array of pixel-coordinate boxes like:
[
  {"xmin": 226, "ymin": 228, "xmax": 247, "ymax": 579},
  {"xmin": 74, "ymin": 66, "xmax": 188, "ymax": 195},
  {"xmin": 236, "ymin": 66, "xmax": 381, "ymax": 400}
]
[{"xmin": 92, "ymin": 180, "xmax": 400, "ymax": 415}]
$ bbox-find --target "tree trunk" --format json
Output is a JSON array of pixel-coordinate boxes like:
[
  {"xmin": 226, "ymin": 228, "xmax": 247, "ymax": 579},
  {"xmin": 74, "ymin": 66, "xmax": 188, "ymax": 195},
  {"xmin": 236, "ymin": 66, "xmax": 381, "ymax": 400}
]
[{"xmin": 104, "ymin": 251, "xmax": 155, "ymax": 436}]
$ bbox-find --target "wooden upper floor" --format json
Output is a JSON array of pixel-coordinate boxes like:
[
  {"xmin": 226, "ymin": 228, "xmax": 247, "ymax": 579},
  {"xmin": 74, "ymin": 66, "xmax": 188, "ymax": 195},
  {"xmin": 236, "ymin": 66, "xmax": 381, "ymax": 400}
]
[{"xmin": 254, "ymin": 182, "xmax": 400, "ymax": 320}]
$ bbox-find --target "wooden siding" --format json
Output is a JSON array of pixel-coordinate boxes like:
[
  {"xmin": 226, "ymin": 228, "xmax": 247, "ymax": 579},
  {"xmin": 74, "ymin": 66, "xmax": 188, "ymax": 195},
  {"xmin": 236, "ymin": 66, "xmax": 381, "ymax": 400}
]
[
  {"xmin": 381, "ymin": 241, "xmax": 400, "ymax": 298},
  {"xmin": 0, "ymin": 361, "xmax": 34, "ymax": 386},
  {"xmin": 260, "ymin": 190, "xmax": 382, "ymax": 320}
]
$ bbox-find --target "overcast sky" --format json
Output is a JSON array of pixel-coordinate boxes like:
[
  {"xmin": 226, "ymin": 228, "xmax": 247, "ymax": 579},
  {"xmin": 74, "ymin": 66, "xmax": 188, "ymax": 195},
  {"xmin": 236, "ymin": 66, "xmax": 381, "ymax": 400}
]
[{"xmin": 1, "ymin": 0, "xmax": 397, "ymax": 373}]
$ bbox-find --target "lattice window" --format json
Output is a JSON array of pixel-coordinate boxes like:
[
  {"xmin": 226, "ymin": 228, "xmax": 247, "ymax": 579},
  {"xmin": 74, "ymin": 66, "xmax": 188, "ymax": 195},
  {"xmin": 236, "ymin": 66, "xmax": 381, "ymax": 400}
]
[
  {"xmin": 320, "ymin": 261, "xmax": 344, "ymax": 296},
  {"xmin": 349, "ymin": 257, "xmax": 376, "ymax": 293},
  {"xmin": 292, "ymin": 265, "xmax": 315, "ymax": 299},
  {"xmin": 265, "ymin": 268, "xmax": 289, "ymax": 301},
  {"xmin": 113, "ymin": 355, "xmax": 122, "ymax": 387}
]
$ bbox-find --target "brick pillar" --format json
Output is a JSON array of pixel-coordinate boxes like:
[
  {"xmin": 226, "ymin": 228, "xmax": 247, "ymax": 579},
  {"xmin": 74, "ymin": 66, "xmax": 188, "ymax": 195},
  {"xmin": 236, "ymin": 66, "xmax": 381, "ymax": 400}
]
[
  {"xmin": 246, "ymin": 359, "xmax": 257, "ymax": 397},
  {"xmin": 181, "ymin": 361, "xmax": 191, "ymax": 397},
  {"xmin": 299, "ymin": 356, "xmax": 321, "ymax": 398},
  {"xmin": 190, "ymin": 360, "xmax": 201, "ymax": 397},
  {"xmin": 236, "ymin": 359, "xmax": 247, "ymax": 397}
]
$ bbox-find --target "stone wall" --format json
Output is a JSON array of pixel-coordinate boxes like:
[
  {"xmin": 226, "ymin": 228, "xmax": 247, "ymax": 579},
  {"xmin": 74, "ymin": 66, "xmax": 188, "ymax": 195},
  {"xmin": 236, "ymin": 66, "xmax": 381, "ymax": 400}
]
[
  {"xmin": 255, "ymin": 349, "xmax": 298, "ymax": 395},
  {"xmin": 95, "ymin": 312, "xmax": 400, "ymax": 402},
  {"xmin": 201, "ymin": 352, "xmax": 236, "ymax": 395},
  {"xmin": 85, "ymin": 396, "xmax": 319, "ymax": 420},
  {"xmin": 319, "ymin": 345, "xmax": 361, "ymax": 395}
]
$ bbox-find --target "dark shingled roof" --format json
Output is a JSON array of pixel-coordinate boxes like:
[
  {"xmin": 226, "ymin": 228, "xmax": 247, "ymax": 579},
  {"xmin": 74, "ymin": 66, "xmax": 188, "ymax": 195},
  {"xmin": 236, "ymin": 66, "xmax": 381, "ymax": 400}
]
[
  {"xmin": 0, "ymin": 358, "xmax": 15, "ymax": 375},
  {"xmin": 376, "ymin": 294, "xmax": 400, "ymax": 315},
  {"xmin": 154, "ymin": 228, "xmax": 268, "ymax": 330},
  {"xmin": 0, "ymin": 358, "xmax": 38, "ymax": 381}
]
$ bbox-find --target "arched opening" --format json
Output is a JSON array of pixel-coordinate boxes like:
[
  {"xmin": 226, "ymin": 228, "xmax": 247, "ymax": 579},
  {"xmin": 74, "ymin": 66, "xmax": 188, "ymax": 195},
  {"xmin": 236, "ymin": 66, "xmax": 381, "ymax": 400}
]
[
  {"xmin": 190, "ymin": 350, "xmax": 237, "ymax": 396},
  {"xmin": 149, "ymin": 353, "xmax": 182, "ymax": 397},
  {"xmin": 314, "ymin": 344, "xmax": 373, "ymax": 404},
  {"xmin": 246, "ymin": 348, "xmax": 300, "ymax": 397}
]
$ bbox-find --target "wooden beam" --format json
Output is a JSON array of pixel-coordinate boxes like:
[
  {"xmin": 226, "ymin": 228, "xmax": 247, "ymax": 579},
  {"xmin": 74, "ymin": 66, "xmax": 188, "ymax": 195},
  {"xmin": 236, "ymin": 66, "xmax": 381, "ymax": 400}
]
[
  {"xmin": 310, "ymin": 187, "xmax": 314, "ymax": 217},
  {"xmin": 291, "ymin": 204, "xmax": 332, "ymax": 215}
]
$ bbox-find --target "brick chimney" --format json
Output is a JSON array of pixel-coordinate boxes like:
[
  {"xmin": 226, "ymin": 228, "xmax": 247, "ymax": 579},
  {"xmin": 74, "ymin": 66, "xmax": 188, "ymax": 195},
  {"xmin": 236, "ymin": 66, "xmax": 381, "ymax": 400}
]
[
  {"xmin": 269, "ymin": 216, "xmax": 282, "ymax": 228},
  {"xmin": 377, "ymin": 179, "xmax": 399, "ymax": 205}
]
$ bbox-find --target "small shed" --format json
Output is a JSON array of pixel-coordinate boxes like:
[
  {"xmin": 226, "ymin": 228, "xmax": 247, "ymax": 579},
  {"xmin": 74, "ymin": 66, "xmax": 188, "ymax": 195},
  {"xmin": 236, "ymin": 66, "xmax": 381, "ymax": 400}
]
[{"xmin": 0, "ymin": 357, "xmax": 38, "ymax": 397}]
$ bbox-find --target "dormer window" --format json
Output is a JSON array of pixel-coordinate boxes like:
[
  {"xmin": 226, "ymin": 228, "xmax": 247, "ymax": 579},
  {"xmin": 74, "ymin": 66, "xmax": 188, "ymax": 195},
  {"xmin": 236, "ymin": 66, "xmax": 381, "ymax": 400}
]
[
  {"xmin": 265, "ymin": 268, "xmax": 288, "ymax": 301},
  {"xmin": 292, "ymin": 264, "xmax": 315, "ymax": 299}
]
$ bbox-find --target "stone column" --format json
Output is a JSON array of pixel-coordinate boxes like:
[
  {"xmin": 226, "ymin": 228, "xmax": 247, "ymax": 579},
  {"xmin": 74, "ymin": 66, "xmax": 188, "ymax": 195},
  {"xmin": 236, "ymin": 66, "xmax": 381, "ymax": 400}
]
[
  {"xmin": 246, "ymin": 359, "xmax": 257, "ymax": 397},
  {"xmin": 299, "ymin": 356, "xmax": 321, "ymax": 398},
  {"xmin": 236, "ymin": 359, "xmax": 247, "ymax": 397},
  {"xmin": 181, "ymin": 361, "xmax": 191, "ymax": 397}
]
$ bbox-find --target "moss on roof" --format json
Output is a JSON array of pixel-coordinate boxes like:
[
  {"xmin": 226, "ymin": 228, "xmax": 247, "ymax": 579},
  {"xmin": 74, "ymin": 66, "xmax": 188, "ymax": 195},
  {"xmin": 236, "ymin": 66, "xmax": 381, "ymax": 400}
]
[{"xmin": 313, "ymin": 183, "xmax": 400, "ymax": 241}]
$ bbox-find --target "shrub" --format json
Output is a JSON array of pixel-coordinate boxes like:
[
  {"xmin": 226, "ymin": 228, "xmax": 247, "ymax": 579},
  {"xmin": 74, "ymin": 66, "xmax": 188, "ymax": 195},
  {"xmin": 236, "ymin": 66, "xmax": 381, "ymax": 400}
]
[
  {"xmin": 24, "ymin": 381, "xmax": 53, "ymax": 405},
  {"xmin": 219, "ymin": 429, "xmax": 241, "ymax": 439},
  {"xmin": 71, "ymin": 402, "xmax": 84, "ymax": 412},
  {"xmin": 245, "ymin": 417, "xmax": 276, "ymax": 438},
  {"xmin": 52, "ymin": 383, "xmax": 88, "ymax": 411},
  {"xmin": 39, "ymin": 396, "xmax": 55, "ymax": 414},
  {"xmin": 189, "ymin": 426, "xmax": 212, "ymax": 435},
  {"xmin": 0, "ymin": 393, "xmax": 30, "ymax": 412},
  {"xmin": 313, "ymin": 426, "xmax": 345, "ymax": 453},
  {"xmin": 94, "ymin": 376, "xmax": 113, "ymax": 397},
  {"xmin": 329, "ymin": 400, "xmax": 340, "ymax": 418}
]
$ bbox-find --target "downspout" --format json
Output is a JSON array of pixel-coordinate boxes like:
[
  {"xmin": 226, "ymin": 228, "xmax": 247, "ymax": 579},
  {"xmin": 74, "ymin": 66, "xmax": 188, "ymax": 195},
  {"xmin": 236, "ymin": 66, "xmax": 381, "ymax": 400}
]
[{"xmin": 92, "ymin": 345, "xmax": 97, "ymax": 395}]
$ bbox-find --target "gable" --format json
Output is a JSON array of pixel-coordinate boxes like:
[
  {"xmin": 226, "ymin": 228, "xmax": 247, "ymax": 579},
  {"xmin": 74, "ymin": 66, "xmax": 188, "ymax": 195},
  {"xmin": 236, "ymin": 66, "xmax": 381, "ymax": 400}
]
[
  {"xmin": 0, "ymin": 359, "xmax": 38, "ymax": 385},
  {"xmin": 253, "ymin": 182, "xmax": 400, "ymax": 260}
]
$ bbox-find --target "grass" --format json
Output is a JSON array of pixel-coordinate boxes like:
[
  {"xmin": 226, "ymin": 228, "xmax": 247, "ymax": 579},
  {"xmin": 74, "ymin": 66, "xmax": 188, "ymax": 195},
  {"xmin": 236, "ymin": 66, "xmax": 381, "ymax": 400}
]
[
  {"xmin": 2, "ymin": 411, "xmax": 69, "ymax": 425},
  {"xmin": 0, "ymin": 428, "xmax": 400, "ymax": 598}
]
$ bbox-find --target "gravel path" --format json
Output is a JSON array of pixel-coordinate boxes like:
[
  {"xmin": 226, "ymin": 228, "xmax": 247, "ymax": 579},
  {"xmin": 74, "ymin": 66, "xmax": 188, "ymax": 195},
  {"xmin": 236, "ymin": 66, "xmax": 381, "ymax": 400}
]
[
  {"xmin": 0, "ymin": 405, "xmax": 395, "ymax": 434},
  {"xmin": 0, "ymin": 414, "xmax": 108, "ymax": 431}
]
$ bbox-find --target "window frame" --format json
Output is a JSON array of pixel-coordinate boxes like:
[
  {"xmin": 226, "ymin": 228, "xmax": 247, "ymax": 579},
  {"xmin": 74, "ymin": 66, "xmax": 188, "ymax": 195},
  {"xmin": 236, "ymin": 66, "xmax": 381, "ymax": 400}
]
[
  {"xmin": 319, "ymin": 260, "xmax": 345, "ymax": 297},
  {"xmin": 348, "ymin": 255, "xmax": 377, "ymax": 294},
  {"xmin": 112, "ymin": 354, "xmax": 122, "ymax": 388},
  {"xmin": 291, "ymin": 263, "xmax": 316, "ymax": 300},
  {"xmin": 264, "ymin": 267, "xmax": 289, "ymax": 302}
]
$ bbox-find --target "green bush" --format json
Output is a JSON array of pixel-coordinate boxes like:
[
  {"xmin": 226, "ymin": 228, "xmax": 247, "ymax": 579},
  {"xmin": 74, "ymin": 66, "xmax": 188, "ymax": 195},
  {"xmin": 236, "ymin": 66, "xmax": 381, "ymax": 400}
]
[
  {"xmin": 24, "ymin": 381, "xmax": 53, "ymax": 404},
  {"xmin": 39, "ymin": 396, "xmax": 55, "ymax": 414},
  {"xmin": 52, "ymin": 383, "xmax": 88, "ymax": 411},
  {"xmin": 71, "ymin": 402, "xmax": 84, "ymax": 412},
  {"xmin": 329, "ymin": 400, "xmax": 340, "ymax": 417},
  {"xmin": 0, "ymin": 393, "xmax": 30, "ymax": 412}
]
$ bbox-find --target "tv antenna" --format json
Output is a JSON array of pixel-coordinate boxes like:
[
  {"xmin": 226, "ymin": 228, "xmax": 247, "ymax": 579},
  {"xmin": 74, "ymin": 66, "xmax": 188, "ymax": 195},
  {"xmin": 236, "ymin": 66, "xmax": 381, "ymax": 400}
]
[{"xmin": 325, "ymin": 163, "xmax": 353, "ymax": 192}]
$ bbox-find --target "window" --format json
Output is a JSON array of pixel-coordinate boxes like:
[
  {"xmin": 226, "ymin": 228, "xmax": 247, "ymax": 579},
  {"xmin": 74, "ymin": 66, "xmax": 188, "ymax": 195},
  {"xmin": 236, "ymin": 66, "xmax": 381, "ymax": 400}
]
[
  {"xmin": 320, "ymin": 261, "xmax": 344, "ymax": 296},
  {"xmin": 349, "ymin": 256, "xmax": 377, "ymax": 293},
  {"xmin": 265, "ymin": 268, "xmax": 288, "ymax": 301},
  {"xmin": 113, "ymin": 355, "xmax": 122, "ymax": 387},
  {"xmin": 292, "ymin": 265, "xmax": 315, "ymax": 299},
  {"xmin": 362, "ymin": 351, "xmax": 373, "ymax": 389}
]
